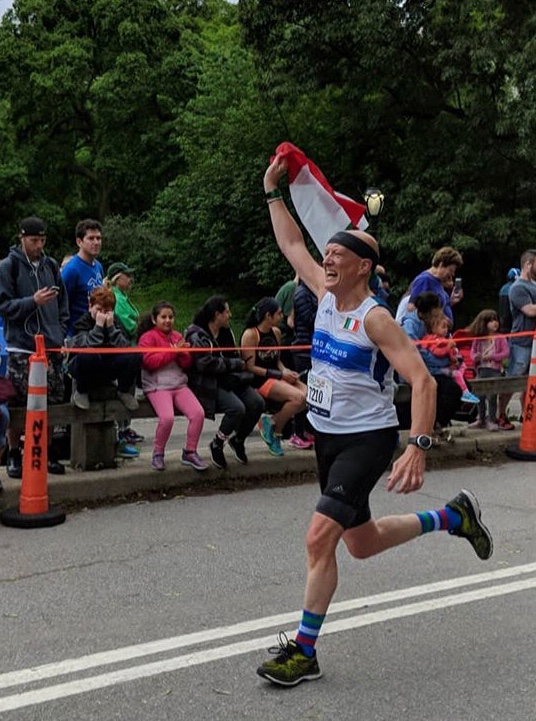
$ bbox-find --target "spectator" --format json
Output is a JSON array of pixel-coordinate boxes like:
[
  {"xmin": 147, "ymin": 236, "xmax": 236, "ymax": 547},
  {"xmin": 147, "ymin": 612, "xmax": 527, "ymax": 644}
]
[
  {"xmin": 504, "ymin": 248, "xmax": 536, "ymax": 417},
  {"xmin": 408, "ymin": 246, "xmax": 463, "ymax": 324},
  {"xmin": 61, "ymin": 219, "xmax": 104, "ymax": 336},
  {"xmin": 68, "ymin": 287, "xmax": 140, "ymax": 412},
  {"xmin": 289, "ymin": 280, "xmax": 318, "ymax": 449},
  {"xmin": 467, "ymin": 309, "xmax": 509, "ymax": 431},
  {"xmin": 399, "ymin": 292, "xmax": 462, "ymax": 433},
  {"xmin": 105, "ymin": 262, "xmax": 144, "ymax": 446},
  {"xmin": 498, "ymin": 267, "xmax": 520, "ymax": 334},
  {"xmin": 240, "ymin": 297, "xmax": 307, "ymax": 457},
  {"xmin": 138, "ymin": 301, "xmax": 208, "ymax": 472},
  {"xmin": 0, "ymin": 216, "xmax": 68, "ymax": 478},
  {"xmin": 0, "ymin": 378, "xmax": 15, "ymax": 491},
  {"xmin": 275, "ymin": 273, "xmax": 298, "ymax": 369},
  {"xmin": 185, "ymin": 295, "xmax": 264, "ymax": 469},
  {"xmin": 420, "ymin": 310, "xmax": 479, "ymax": 404}
]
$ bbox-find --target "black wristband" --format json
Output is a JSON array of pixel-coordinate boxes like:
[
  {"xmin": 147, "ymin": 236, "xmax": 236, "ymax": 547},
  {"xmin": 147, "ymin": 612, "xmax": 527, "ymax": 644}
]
[
  {"xmin": 266, "ymin": 368, "xmax": 283, "ymax": 380},
  {"xmin": 265, "ymin": 188, "xmax": 282, "ymax": 200}
]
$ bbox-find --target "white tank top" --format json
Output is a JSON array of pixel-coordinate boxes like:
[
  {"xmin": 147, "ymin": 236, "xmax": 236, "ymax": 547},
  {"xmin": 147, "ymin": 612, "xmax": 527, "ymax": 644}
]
[{"xmin": 307, "ymin": 293, "xmax": 398, "ymax": 434}]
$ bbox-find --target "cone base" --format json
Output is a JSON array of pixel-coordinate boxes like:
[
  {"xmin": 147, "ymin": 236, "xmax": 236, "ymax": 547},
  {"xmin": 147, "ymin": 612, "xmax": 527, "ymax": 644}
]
[
  {"xmin": 505, "ymin": 444, "xmax": 536, "ymax": 462},
  {"xmin": 0, "ymin": 505, "xmax": 66, "ymax": 529}
]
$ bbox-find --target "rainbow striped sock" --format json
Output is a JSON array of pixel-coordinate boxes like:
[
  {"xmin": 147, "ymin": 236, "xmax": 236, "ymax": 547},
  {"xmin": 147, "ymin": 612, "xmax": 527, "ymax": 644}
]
[
  {"xmin": 295, "ymin": 609, "xmax": 325, "ymax": 657},
  {"xmin": 416, "ymin": 507, "xmax": 461, "ymax": 534}
]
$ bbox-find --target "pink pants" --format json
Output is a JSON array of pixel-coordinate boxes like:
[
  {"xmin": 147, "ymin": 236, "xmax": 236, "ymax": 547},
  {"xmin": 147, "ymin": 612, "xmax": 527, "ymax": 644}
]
[{"xmin": 146, "ymin": 386, "xmax": 205, "ymax": 454}]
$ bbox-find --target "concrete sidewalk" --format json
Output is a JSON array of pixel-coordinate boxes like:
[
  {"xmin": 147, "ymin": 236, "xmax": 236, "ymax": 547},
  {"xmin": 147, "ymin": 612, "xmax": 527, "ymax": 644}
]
[{"xmin": 0, "ymin": 411, "xmax": 526, "ymax": 511}]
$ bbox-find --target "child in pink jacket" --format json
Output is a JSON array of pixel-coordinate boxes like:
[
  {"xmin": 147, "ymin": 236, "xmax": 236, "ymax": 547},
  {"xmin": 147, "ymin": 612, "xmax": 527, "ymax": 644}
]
[
  {"xmin": 138, "ymin": 301, "xmax": 207, "ymax": 471},
  {"xmin": 468, "ymin": 309, "xmax": 509, "ymax": 431}
]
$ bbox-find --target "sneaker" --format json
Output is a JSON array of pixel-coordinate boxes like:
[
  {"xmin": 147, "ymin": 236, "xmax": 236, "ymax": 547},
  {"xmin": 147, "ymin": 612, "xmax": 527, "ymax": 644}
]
[
  {"xmin": 151, "ymin": 453, "xmax": 165, "ymax": 471},
  {"xmin": 446, "ymin": 489, "xmax": 493, "ymax": 560},
  {"xmin": 468, "ymin": 419, "xmax": 486, "ymax": 429},
  {"xmin": 116, "ymin": 442, "xmax": 140, "ymax": 459},
  {"xmin": 71, "ymin": 389, "xmax": 90, "ymax": 410},
  {"xmin": 47, "ymin": 459, "xmax": 65, "ymax": 475},
  {"xmin": 228, "ymin": 436, "xmax": 248, "ymax": 464},
  {"xmin": 209, "ymin": 440, "xmax": 227, "ymax": 469},
  {"xmin": 6, "ymin": 448, "xmax": 22, "ymax": 479},
  {"xmin": 181, "ymin": 449, "xmax": 209, "ymax": 471},
  {"xmin": 257, "ymin": 633, "xmax": 322, "ymax": 687},
  {"xmin": 259, "ymin": 415, "xmax": 284, "ymax": 456},
  {"xmin": 485, "ymin": 420, "xmax": 499, "ymax": 432},
  {"xmin": 117, "ymin": 391, "xmax": 139, "ymax": 411},
  {"xmin": 288, "ymin": 434, "xmax": 314, "ymax": 449},
  {"xmin": 259, "ymin": 414, "xmax": 274, "ymax": 443},
  {"xmin": 461, "ymin": 391, "xmax": 480, "ymax": 404},
  {"xmin": 497, "ymin": 415, "xmax": 515, "ymax": 431},
  {"xmin": 123, "ymin": 428, "xmax": 145, "ymax": 444}
]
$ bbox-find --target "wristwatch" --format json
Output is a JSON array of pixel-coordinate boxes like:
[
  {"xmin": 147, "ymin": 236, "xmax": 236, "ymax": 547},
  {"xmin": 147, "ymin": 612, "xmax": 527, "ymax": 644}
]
[{"xmin": 407, "ymin": 434, "xmax": 433, "ymax": 451}]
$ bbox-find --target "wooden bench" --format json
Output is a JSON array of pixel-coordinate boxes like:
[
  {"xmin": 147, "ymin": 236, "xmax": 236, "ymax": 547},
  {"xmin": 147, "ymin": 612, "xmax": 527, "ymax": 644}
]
[{"xmin": 7, "ymin": 375, "xmax": 530, "ymax": 471}]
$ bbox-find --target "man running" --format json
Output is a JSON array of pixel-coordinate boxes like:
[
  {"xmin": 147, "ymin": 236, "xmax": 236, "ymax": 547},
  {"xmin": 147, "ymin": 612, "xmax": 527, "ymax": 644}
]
[{"xmin": 257, "ymin": 155, "xmax": 493, "ymax": 687}]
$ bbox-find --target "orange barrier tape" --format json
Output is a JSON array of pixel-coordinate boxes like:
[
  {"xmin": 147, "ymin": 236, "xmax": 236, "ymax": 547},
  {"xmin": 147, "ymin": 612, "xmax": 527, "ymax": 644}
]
[{"xmin": 41, "ymin": 330, "xmax": 535, "ymax": 355}]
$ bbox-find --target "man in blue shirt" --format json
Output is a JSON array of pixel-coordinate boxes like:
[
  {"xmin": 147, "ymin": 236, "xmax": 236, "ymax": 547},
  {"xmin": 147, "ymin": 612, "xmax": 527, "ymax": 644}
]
[{"xmin": 61, "ymin": 219, "xmax": 104, "ymax": 336}]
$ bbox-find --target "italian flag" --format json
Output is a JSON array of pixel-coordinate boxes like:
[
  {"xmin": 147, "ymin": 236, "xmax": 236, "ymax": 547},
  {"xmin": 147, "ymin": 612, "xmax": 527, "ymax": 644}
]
[{"xmin": 274, "ymin": 141, "xmax": 368, "ymax": 256}]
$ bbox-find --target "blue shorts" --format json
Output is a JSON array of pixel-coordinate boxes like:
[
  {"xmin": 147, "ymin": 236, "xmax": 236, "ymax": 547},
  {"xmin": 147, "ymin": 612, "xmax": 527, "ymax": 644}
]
[
  {"xmin": 314, "ymin": 427, "xmax": 399, "ymax": 529},
  {"xmin": 507, "ymin": 343, "xmax": 531, "ymax": 377}
]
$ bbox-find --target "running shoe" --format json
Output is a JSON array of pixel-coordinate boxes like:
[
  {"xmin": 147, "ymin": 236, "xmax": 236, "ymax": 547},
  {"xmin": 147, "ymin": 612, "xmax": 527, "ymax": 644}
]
[
  {"xmin": 446, "ymin": 489, "xmax": 493, "ymax": 560},
  {"xmin": 485, "ymin": 420, "xmax": 499, "ymax": 432},
  {"xmin": 468, "ymin": 419, "xmax": 486, "ymax": 429},
  {"xmin": 181, "ymin": 450, "xmax": 209, "ymax": 471},
  {"xmin": 209, "ymin": 441, "xmax": 227, "ymax": 469},
  {"xmin": 258, "ymin": 414, "xmax": 274, "ymax": 444},
  {"xmin": 151, "ymin": 453, "xmax": 165, "ymax": 471},
  {"xmin": 257, "ymin": 633, "xmax": 322, "ymax": 687},
  {"xmin": 497, "ymin": 415, "xmax": 515, "ymax": 431},
  {"xmin": 259, "ymin": 415, "xmax": 284, "ymax": 456},
  {"xmin": 123, "ymin": 428, "xmax": 145, "ymax": 444},
  {"xmin": 116, "ymin": 442, "xmax": 140, "ymax": 459},
  {"xmin": 288, "ymin": 434, "xmax": 314, "ymax": 449},
  {"xmin": 461, "ymin": 391, "xmax": 480, "ymax": 404},
  {"xmin": 228, "ymin": 436, "xmax": 248, "ymax": 464}
]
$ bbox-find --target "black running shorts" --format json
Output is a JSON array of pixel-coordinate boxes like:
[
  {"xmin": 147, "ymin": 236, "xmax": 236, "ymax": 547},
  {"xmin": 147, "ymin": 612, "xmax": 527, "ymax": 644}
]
[{"xmin": 314, "ymin": 427, "xmax": 399, "ymax": 529}]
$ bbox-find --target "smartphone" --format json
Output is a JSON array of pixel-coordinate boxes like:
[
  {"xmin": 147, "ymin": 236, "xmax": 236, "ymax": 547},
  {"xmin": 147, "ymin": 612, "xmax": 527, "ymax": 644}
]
[
  {"xmin": 454, "ymin": 278, "xmax": 462, "ymax": 293},
  {"xmin": 50, "ymin": 285, "xmax": 60, "ymax": 292}
]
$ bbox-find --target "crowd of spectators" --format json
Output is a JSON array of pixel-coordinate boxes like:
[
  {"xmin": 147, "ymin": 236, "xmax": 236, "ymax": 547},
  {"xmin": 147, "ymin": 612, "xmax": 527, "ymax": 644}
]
[{"xmin": 0, "ymin": 216, "xmax": 534, "ymax": 487}]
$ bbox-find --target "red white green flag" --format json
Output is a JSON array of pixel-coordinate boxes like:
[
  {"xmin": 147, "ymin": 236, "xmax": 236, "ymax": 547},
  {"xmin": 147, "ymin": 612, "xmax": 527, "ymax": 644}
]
[{"xmin": 274, "ymin": 141, "xmax": 368, "ymax": 256}]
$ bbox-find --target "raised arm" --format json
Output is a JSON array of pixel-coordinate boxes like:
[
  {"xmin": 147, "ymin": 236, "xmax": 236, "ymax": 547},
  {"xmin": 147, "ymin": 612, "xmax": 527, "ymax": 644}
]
[{"xmin": 264, "ymin": 155, "xmax": 325, "ymax": 300}]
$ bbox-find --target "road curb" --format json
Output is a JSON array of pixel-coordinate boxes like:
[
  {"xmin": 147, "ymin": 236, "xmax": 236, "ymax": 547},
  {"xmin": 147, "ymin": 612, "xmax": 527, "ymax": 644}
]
[{"xmin": 0, "ymin": 428, "xmax": 523, "ymax": 511}]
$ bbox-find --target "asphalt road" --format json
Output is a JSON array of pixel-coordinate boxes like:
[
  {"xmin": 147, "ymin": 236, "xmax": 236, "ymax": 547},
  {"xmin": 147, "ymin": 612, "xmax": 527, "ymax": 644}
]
[{"xmin": 0, "ymin": 461, "xmax": 534, "ymax": 720}]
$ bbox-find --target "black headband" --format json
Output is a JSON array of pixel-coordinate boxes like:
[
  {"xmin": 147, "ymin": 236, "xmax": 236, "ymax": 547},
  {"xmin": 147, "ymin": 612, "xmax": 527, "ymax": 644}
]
[{"xmin": 327, "ymin": 231, "xmax": 379, "ymax": 268}]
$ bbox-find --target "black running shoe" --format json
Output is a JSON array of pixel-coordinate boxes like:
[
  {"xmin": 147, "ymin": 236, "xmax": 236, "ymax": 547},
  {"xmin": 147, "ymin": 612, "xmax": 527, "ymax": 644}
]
[
  {"xmin": 209, "ymin": 440, "xmax": 227, "ymax": 469},
  {"xmin": 446, "ymin": 489, "xmax": 493, "ymax": 560},
  {"xmin": 228, "ymin": 436, "xmax": 248, "ymax": 464},
  {"xmin": 257, "ymin": 633, "xmax": 322, "ymax": 687}
]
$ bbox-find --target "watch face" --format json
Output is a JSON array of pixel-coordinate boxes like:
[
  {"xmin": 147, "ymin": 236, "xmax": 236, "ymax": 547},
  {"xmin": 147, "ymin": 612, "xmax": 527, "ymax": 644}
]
[{"xmin": 417, "ymin": 435, "xmax": 433, "ymax": 450}]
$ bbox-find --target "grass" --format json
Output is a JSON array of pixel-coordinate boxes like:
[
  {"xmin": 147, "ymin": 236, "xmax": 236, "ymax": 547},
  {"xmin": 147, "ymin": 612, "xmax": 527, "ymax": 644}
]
[{"xmin": 130, "ymin": 279, "xmax": 258, "ymax": 337}]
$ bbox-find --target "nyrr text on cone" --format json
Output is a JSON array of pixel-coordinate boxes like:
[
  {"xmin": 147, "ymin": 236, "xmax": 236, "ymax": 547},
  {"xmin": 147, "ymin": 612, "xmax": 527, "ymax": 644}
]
[
  {"xmin": 506, "ymin": 332, "xmax": 536, "ymax": 462},
  {"xmin": 0, "ymin": 335, "xmax": 66, "ymax": 528}
]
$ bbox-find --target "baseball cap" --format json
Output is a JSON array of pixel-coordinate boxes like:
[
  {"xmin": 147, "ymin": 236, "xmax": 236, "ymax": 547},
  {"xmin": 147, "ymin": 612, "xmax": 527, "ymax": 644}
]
[
  {"xmin": 507, "ymin": 267, "xmax": 520, "ymax": 281},
  {"xmin": 107, "ymin": 262, "xmax": 135, "ymax": 279},
  {"xmin": 20, "ymin": 216, "xmax": 47, "ymax": 237}
]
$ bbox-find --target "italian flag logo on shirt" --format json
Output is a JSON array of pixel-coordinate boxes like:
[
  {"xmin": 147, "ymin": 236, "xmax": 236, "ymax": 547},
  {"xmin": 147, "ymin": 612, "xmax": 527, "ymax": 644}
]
[{"xmin": 343, "ymin": 317, "xmax": 360, "ymax": 333}]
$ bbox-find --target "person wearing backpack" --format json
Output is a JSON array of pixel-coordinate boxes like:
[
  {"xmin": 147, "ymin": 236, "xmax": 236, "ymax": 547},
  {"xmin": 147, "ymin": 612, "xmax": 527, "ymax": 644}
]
[{"xmin": 0, "ymin": 217, "xmax": 69, "ymax": 478}]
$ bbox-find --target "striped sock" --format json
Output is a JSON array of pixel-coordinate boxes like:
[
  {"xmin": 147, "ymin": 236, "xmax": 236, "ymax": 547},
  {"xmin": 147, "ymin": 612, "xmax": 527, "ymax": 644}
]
[
  {"xmin": 295, "ymin": 609, "xmax": 325, "ymax": 657},
  {"xmin": 416, "ymin": 507, "xmax": 461, "ymax": 534}
]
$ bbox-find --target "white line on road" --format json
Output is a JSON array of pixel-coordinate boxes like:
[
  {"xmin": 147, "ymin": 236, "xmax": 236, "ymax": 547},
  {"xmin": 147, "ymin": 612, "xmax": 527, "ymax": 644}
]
[
  {"xmin": 0, "ymin": 562, "xmax": 535, "ymax": 692},
  {"xmin": 0, "ymin": 574, "xmax": 534, "ymax": 713}
]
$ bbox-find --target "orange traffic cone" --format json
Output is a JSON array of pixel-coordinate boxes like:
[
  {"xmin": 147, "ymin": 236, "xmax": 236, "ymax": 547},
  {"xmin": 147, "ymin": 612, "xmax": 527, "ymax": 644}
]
[
  {"xmin": 506, "ymin": 333, "xmax": 536, "ymax": 461},
  {"xmin": 1, "ymin": 336, "xmax": 66, "ymax": 528}
]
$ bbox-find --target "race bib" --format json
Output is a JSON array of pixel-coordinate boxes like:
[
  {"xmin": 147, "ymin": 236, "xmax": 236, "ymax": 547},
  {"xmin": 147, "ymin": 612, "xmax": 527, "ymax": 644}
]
[{"xmin": 307, "ymin": 371, "xmax": 332, "ymax": 417}]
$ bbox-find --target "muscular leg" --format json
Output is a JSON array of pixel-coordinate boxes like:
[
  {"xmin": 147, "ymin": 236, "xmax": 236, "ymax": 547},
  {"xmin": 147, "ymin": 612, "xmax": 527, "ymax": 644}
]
[
  {"xmin": 302, "ymin": 512, "xmax": 345, "ymax": 615},
  {"xmin": 342, "ymin": 514, "xmax": 421, "ymax": 559}
]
